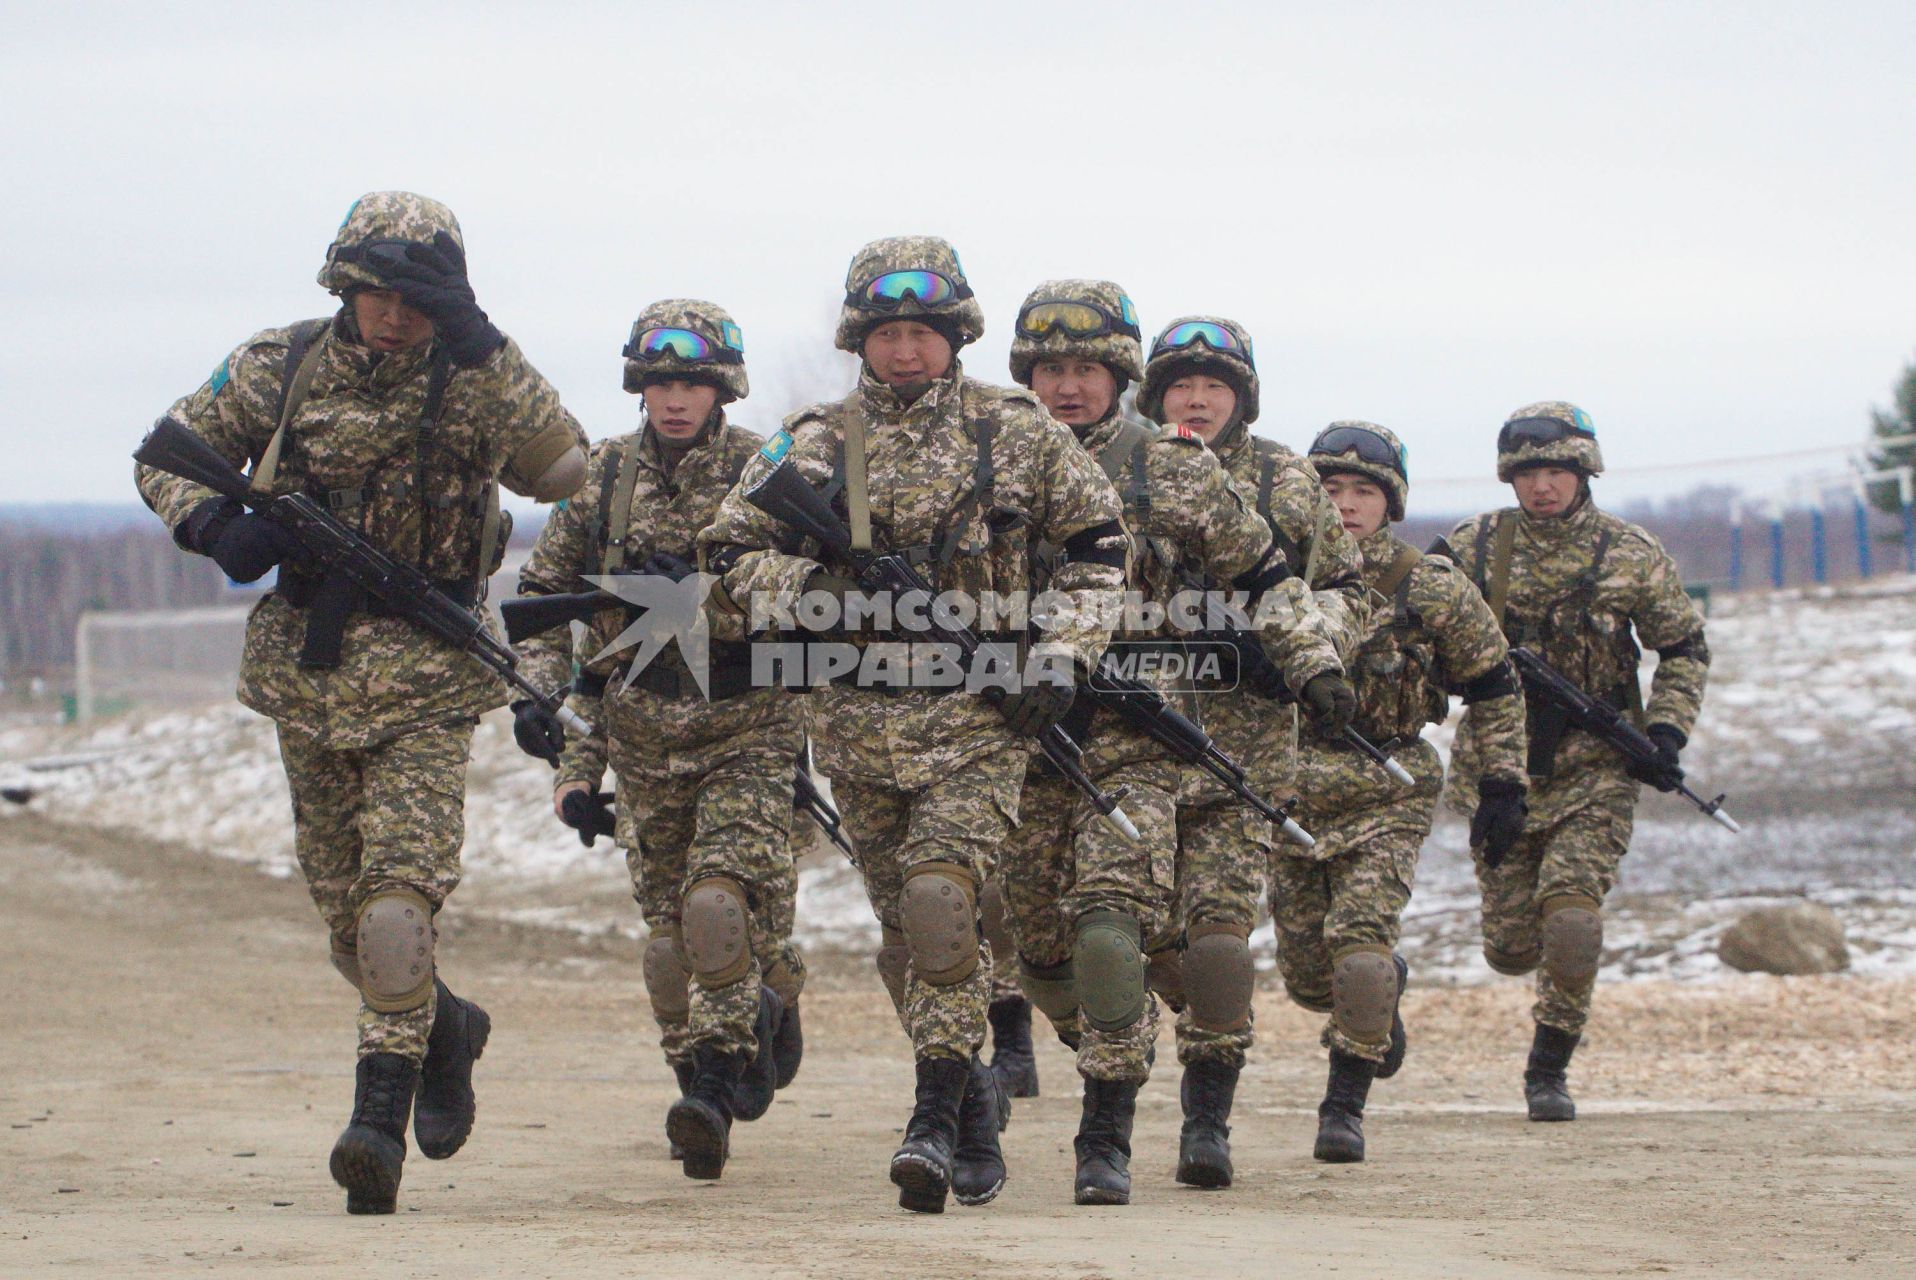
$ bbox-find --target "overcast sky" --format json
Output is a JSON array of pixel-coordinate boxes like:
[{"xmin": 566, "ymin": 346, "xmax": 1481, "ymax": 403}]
[{"xmin": 6, "ymin": 0, "xmax": 1913, "ymax": 514}]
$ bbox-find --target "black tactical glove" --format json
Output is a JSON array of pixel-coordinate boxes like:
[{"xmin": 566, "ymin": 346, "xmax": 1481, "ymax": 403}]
[
  {"xmin": 1628, "ymin": 724, "xmax": 1686, "ymax": 792},
  {"xmin": 1000, "ymin": 680, "xmax": 1075, "ymax": 739},
  {"xmin": 364, "ymin": 230, "xmax": 505, "ymax": 368},
  {"xmin": 180, "ymin": 495, "xmax": 241, "ymax": 554},
  {"xmin": 803, "ymin": 570, "xmax": 874, "ymax": 632},
  {"xmin": 511, "ymin": 699, "xmax": 566, "ymax": 765},
  {"xmin": 1300, "ymin": 671, "xmax": 1358, "ymax": 739},
  {"xmin": 641, "ymin": 551, "xmax": 697, "ymax": 583},
  {"xmin": 559, "ymin": 788, "xmax": 618, "ymax": 847},
  {"xmin": 201, "ymin": 507, "xmax": 300, "ymax": 584},
  {"xmin": 1470, "ymin": 777, "xmax": 1529, "ymax": 869}
]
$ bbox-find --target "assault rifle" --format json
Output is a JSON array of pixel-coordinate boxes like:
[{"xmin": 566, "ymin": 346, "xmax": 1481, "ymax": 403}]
[
  {"xmin": 1081, "ymin": 659, "xmax": 1315, "ymax": 847},
  {"xmin": 742, "ymin": 453, "xmax": 1141, "ymax": 842},
  {"xmin": 500, "ymin": 584, "xmax": 644, "ymax": 646},
  {"xmin": 134, "ymin": 416, "xmax": 590, "ymax": 737},
  {"xmin": 1508, "ymin": 645, "xmax": 1740, "ymax": 833},
  {"xmin": 793, "ymin": 758, "xmax": 854, "ymax": 856}
]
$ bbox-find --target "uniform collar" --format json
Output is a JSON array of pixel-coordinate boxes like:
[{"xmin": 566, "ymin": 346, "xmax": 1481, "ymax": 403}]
[
  {"xmin": 1358, "ymin": 526, "xmax": 1399, "ymax": 566},
  {"xmin": 1516, "ymin": 490, "xmax": 1599, "ymax": 540},
  {"xmin": 856, "ymin": 362, "xmax": 963, "ymax": 427},
  {"xmin": 639, "ymin": 413, "xmax": 725, "ymax": 484}
]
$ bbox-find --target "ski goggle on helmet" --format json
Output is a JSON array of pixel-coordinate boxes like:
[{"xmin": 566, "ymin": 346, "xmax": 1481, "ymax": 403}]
[
  {"xmin": 1016, "ymin": 295, "xmax": 1141, "ymax": 342},
  {"xmin": 1149, "ymin": 319, "xmax": 1252, "ymax": 362},
  {"xmin": 847, "ymin": 269, "xmax": 975, "ymax": 311},
  {"xmin": 1309, "ymin": 423, "xmax": 1407, "ymax": 480},
  {"xmin": 1496, "ymin": 409, "xmax": 1596, "ymax": 453},
  {"xmin": 622, "ymin": 324, "xmax": 744, "ymax": 365}
]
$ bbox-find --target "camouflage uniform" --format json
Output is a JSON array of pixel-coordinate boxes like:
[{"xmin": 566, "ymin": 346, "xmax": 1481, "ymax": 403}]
[
  {"xmin": 135, "ymin": 192, "xmax": 586, "ymax": 1062},
  {"xmin": 1448, "ymin": 404, "xmax": 1709, "ymax": 1037},
  {"xmin": 518, "ymin": 301, "xmax": 802, "ymax": 1064},
  {"xmin": 1135, "ymin": 319, "xmax": 1368, "ymax": 1071},
  {"xmin": 1279, "ymin": 523, "xmax": 1526, "ymax": 1060}
]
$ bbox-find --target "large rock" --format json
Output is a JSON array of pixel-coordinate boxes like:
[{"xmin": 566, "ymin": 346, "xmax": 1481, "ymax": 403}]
[{"xmin": 1717, "ymin": 902, "xmax": 1849, "ymax": 975}]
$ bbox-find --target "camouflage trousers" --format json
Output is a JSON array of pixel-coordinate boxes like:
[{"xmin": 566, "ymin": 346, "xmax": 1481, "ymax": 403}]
[
  {"xmin": 1473, "ymin": 767, "xmax": 1637, "ymax": 1035},
  {"xmin": 1274, "ymin": 738, "xmax": 1440, "ymax": 1062},
  {"xmin": 277, "ymin": 719, "xmax": 473, "ymax": 1062},
  {"xmin": 997, "ymin": 758, "xmax": 1179, "ymax": 1082},
  {"xmin": 834, "ymin": 744, "xmax": 1026, "ymax": 1064},
  {"xmin": 1171, "ymin": 798, "xmax": 1276, "ymax": 1070},
  {"xmin": 612, "ymin": 707, "xmax": 802, "ymax": 1063}
]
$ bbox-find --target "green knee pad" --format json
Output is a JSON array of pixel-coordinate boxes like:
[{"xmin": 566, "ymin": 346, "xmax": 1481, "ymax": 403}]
[
  {"xmin": 1018, "ymin": 956, "xmax": 1079, "ymax": 1026},
  {"xmin": 1073, "ymin": 910, "xmax": 1146, "ymax": 1033}
]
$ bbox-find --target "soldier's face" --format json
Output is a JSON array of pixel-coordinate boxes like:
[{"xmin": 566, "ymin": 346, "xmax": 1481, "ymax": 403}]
[
  {"xmin": 1511, "ymin": 465, "xmax": 1581, "ymax": 518},
  {"xmin": 1322, "ymin": 473, "xmax": 1391, "ymax": 540},
  {"xmin": 1160, "ymin": 376, "xmax": 1236, "ymax": 441},
  {"xmin": 862, "ymin": 320, "xmax": 953, "ymax": 390},
  {"xmin": 1030, "ymin": 359, "xmax": 1116, "ymax": 427},
  {"xmin": 643, "ymin": 379, "xmax": 721, "ymax": 439},
  {"xmin": 351, "ymin": 288, "xmax": 435, "ymax": 355}
]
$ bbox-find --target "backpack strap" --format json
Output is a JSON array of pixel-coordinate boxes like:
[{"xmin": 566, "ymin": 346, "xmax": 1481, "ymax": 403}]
[
  {"xmin": 1374, "ymin": 537, "xmax": 1422, "ymax": 606},
  {"xmin": 1483, "ymin": 509, "xmax": 1519, "ymax": 629},
  {"xmin": 249, "ymin": 318, "xmax": 330, "ymax": 493},
  {"xmin": 600, "ymin": 438, "xmax": 644, "ymax": 576},
  {"xmin": 844, "ymin": 413, "xmax": 873, "ymax": 554}
]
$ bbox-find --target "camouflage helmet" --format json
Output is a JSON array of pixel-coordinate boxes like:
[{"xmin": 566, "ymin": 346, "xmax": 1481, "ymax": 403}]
[
  {"xmin": 620, "ymin": 298, "xmax": 749, "ymax": 402},
  {"xmin": 317, "ymin": 191, "xmax": 464, "ymax": 296},
  {"xmin": 835, "ymin": 235, "xmax": 985, "ymax": 353},
  {"xmin": 1008, "ymin": 279, "xmax": 1145, "ymax": 388},
  {"xmin": 1496, "ymin": 400, "xmax": 1604, "ymax": 482},
  {"xmin": 1136, "ymin": 315, "xmax": 1261, "ymax": 426},
  {"xmin": 1308, "ymin": 420, "xmax": 1410, "ymax": 522}
]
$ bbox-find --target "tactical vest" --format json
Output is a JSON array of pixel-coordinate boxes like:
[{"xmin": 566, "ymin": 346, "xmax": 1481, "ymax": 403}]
[
  {"xmin": 1347, "ymin": 537, "xmax": 1446, "ymax": 742},
  {"xmin": 1033, "ymin": 418, "xmax": 1171, "ymax": 586}
]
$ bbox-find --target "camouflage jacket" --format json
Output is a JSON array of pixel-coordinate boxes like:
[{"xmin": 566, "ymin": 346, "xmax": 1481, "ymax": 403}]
[
  {"xmin": 1300, "ymin": 529, "xmax": 1526, "ymax": 820},
  {"xmin": 135, "ymin": 313, "xmax": 586, "ymax": 748},
  {"xmin": 1179, "ymin": 425, "xmax": 1367, "ymax": 801},
  {"xmin": 699, "ymin": 364, "xmax": 1126, "ymax": 789},
  {"xmin": 1446, "ymin": 498, "xmax": 1708, "ymax": 808},
  {"xmin": 517, "ymin": 418, "xmax": 797, "ymax": 788}
]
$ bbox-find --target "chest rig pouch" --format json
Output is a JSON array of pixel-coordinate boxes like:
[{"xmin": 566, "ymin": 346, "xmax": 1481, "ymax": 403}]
[{"xmin": 1351, "ymin": 538, "xmax": 1445, "ymax": 743}]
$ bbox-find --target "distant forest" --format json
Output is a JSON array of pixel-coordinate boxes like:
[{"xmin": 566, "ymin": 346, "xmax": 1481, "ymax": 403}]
[{"xmin": 1, "ymin": 486, "xmax": 1905, "ymax": 685}]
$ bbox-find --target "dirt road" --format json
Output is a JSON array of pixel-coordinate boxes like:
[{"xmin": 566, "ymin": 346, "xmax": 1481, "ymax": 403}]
[{"xmin": 3, "ymin": 812, "xmax": 1912, "ymax": 1278}]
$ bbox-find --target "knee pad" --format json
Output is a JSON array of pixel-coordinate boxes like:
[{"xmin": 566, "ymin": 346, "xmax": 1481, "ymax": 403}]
[
  {"xmin": 1146, "ymin": 947, "xmax": 1186, "ymax": 1013},
  {"xmin": 763, "ymin": 952, "xmax": 804, "ymax": 1005},
  {"xmin": 1331, "ymin": 946, "xmax": 1398, "ymax": 1047},
  {"xmin": 1183, "ymin": 923, "xmax": 1253, "ymax": 1033},
  {"xmin": 1018, "ymin": 956, "xmax": 1079, "ymax": 1026},
  {"xmin": 876, "ymin": 926, "xmax": 910, "ymax": 1013},
  {"xmin": 1484, "ymin": 942, "xmax": 1541, "ymax": 976},
  {"xmin": 1073, "ymin": 910, "xmax": 1146, "ymax": 1033},
  {"xmin": 1541, "ymin": 896, "xmax": 1603, "ymax": 991},
  {"xmin": 354, "ymin": 888, "xmax": 435, "ymax": 1013},
  {"xmin": 682, "ymin": 877, "xmax": 752, "ymax": 989},
  {"xmin": 898, "ymin": 862, "xmax": 979, "ymax": 986},
  {"xmin": 329, "ymin": 932, "xmax": 361, "ymax": 989},
  {"xmin": 978, "ymin": 877, "xmax": 1016, "ymax": 963},
  {"xmin": 642, "ymin": 929, "xmax": 691, "ymax": 1020}
]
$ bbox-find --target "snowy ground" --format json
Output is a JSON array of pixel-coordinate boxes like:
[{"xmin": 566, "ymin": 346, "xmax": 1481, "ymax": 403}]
[{"xmin": 3, "ymin": 576, "xmax": 1913, "ymax": 985}]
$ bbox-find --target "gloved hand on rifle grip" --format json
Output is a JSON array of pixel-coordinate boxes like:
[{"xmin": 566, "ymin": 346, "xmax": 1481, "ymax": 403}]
[
  {"xmin": 1300, "ymin": 671, "xmax": 1357, "ymax": 739},
  {"xmin": 364, "ymin": 230, "xmax": 504, "ymax": 368},
  {"xmin": 1629, "ymin": 724, "xmax": 1686, "ymax": 792},
  {"xmin": 559, "ymin": 788, "xmax": 617, "ymax": 847},
  {"xmin": 1470, "ymin": 776, "xmax": 1528, "ymax": 868},
  {"xmin": 185, "ymin": 498, "xmax": 299, "ymax": 584},
  {"xmin": 1000, "ymin": 679, "xmax": 1076, "ymax": 739},
  {"xmin": 511, "ymin": 699, "xmax": 566, "ymax": 765},
  {"xmin": 640, "ymin": 551, "xmax": 697, "ymax": 583}
]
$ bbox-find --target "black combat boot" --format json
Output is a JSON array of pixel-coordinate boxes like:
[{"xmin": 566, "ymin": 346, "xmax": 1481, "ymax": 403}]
[
  {"xmin": 730, "ymin": 986, "xmax": 785, "ymax": 1122},
  {"xmin": 1313, "ymin": 1050, "xmax": 1379, "ymax": 1163},
  {"xmin": 1376, "ymin": 954, "xmax": 1410, "ymax": 1080},
  {"xmin": 1073, "ymin": 1076, "xmax": 1139, "ymax": 1205},
  {"xmin": 330, "ymin": 1053, "xmax": 419, "ymax": 1215},
  {"xmin": 414, "ymin": 978, "xmax": 491, "ymax": 1160},
  {"xmin": 772, "ymin": 998, "xmax": 804, "ymax": 1090},
  {"xmin": 667, "ymin": 1058, "xmax": 695, "ymax": 1160},
  {"xmin": 890, "ymin": 1055, "xmax": 970, "ymax": 1214},
  {"xmin": 1524, "ymin": 1023, "xmax": 1581, "ymax": 1122},
  {"xmin": 987, "ymin": 995, "xmax": 1040, "ymax": 1099},
  {"xmin": 667, "ymin": 1046, "xmax": 746, "ymax": 1180},
  {"xmin": 1175, "ymin": 1059, "xmax": 1239, "ymax": 1189},
  {"xmin": 951, "ymin": 1054, "xmax": 1008, "ymax": 1205}
]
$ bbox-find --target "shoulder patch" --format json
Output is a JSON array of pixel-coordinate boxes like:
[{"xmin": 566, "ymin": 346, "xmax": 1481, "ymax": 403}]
[
  {"xmin": 758, "ymin": 428, "xmax": 795, "ymax": 466},
  {"xmin": 207, "ymin": 356, "xmax": 230, "ymax": 398}
]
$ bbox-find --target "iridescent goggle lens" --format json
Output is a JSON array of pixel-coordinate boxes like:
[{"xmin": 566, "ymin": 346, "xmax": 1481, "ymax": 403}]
[
  {"xmin": 1497, "ymin": 416, "xmax": 1594, "ymax": 452},
  {"xmin": 1016, "ymin": 299, "xmax": 1141, "ymax": 341},
  {"xmin": 852, "ymin": 269, "xmax": 970, "ymax": 309},
  {"xmin": 1309, "ymin": 425, "xmax": 1407, "ymax": 479},
  {"xmin": 622, "ymin": 326, "xmax": 743, "ymax": 364},
  {"xmin": 1151, "ymin": 320, "xmax": 1249, "ymax": 361}
]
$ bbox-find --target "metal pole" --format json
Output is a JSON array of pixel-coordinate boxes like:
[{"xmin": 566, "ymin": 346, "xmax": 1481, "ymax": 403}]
[
  {"xmin": 1903, "ymin": 468, "xmax": 1916, "ymax": 575},
  {"xmin": 1770, "ymin": 508, "xmax": 1786, "ymax": 589},
  {"xmin": 1810, "ymin": 504, "xmax": 1827, "ymax": 584},
  {"xmin": 1728, "ymin": 499, "xmax": 1744, "ymax": 591},
  {"xmin": 1854, "ymin": 494, "xmax": 1873, "ymax": 580}
]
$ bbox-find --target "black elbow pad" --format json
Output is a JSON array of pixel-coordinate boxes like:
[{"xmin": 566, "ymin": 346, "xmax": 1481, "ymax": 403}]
[
  {"xmin": 1318, "ymin": 570, "xmax": 1364, "ymax": 594},
  {"xmin": 1459, "ymin": 658, "xmax": 1519, "ymax": 704},
  {"xmin": 1062, "ymin": 518, "xmax": 1127, "ymax": 569},
  {"xmin": 1231, "ymin": 548, "xmax": 1293, "ymax": 602},
  {"xmin": 1656, "ymin": 631, "xmax": 1710, "ymax": 664}
]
